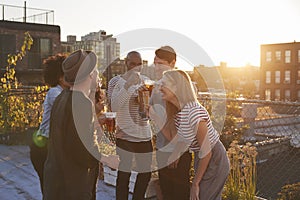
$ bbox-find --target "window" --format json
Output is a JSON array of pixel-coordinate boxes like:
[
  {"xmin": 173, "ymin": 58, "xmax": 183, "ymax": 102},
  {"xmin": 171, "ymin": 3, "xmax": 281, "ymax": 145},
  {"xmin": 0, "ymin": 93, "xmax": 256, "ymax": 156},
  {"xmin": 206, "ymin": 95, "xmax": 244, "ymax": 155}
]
[
  {"xmin": 275, "ymin": 89, "xmax": 280, "ymax": 101},
  {"xmin": 297, "ymin": 70, "xmax": 300, "ymax": 84},
  {"xmin": 298, "ymin": 50, "xmax": 300, "ymax": 63},
  {"xmin": 285, "ymin": 89, "xmax": 290, "ymax": 101},
  {"xmin": 275, "ymin": 71, "xmax": 280, "ymax": 84},
  {"xmin": 0, "ymin": 34, "xmax": 16, "ymax": 70},
  {"xmin": 28, "ymin": 38, "xmax": 52, "ymax": 69},
  {"xmin": 284, "ymin": 70, "xmax": 291, "ymax": 84},
  {"xmin": 285, "ymin": 50, "xmax": 291, "ymax": 63},
  {"xmin": 40, "ymin": 38, "xmax": 51, "ymax": 60},
  {"xmin": 298, "ymin": 90, "xmax": 300, "ymax": 101},
  {"xmin": 266, "ymin": 51, "xmax": 272, "ymax": 62},
  {"xmin": 66, "ymin": 46, "xmax": 72, "ymax": 52},
  {"xmin": 275, "ymin": 50, "xmax": 281, "ymax": 61},
  {"xmin": 265, "ymin": 89, "xmax": 271, "ymax": 101},
  {"xmin": 266, "ymin": 71, "xmax": 271, "ymax": 84}
]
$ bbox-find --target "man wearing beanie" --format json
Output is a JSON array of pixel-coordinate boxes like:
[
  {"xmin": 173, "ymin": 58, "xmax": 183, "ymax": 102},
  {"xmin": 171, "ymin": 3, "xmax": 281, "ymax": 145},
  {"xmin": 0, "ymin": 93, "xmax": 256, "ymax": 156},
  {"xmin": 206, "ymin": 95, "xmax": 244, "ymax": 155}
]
[{"xmin": 43, "ymin": 49, "xmax": 119, "ymax": 200}]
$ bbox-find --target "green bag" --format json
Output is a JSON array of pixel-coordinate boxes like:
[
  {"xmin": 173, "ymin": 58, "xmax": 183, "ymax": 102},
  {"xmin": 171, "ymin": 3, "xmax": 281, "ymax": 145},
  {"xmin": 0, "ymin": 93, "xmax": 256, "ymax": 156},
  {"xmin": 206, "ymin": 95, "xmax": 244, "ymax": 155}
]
[{"xmin": 32, "ymin": 130, "xmax": 48, "ymax": 148}]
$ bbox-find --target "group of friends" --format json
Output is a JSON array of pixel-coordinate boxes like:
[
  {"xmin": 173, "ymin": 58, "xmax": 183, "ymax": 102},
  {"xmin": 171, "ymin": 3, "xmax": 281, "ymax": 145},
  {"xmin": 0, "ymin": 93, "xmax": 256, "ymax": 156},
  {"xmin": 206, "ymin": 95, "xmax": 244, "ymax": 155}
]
[{"xmin": 29, "ymin": 46, "xmax": 230, "ymax": 200}]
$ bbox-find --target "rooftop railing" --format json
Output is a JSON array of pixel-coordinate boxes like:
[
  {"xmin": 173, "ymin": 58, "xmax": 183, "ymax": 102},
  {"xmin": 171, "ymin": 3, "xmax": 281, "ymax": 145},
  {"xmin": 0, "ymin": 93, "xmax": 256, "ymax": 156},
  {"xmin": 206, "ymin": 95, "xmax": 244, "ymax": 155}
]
[{"xmin": 0, "ymin": 3, "xmax": 54, "ymax": 25}]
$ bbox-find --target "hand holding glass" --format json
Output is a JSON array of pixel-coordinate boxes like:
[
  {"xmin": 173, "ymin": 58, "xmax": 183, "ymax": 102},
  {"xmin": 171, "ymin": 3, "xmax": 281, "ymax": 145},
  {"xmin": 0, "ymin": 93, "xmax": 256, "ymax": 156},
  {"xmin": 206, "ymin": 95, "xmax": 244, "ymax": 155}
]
[{"xmin": 138, "ymin": 79, "xmax": 155, "ymax": 119}]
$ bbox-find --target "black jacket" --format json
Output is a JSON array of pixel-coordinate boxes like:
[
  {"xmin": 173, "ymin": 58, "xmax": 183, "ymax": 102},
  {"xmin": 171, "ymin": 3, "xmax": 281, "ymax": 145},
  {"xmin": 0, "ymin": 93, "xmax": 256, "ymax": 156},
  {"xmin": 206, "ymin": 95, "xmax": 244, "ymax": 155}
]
[{"xmin": 43, "ymin": 89, "xmax": 99, "ymax": 200}]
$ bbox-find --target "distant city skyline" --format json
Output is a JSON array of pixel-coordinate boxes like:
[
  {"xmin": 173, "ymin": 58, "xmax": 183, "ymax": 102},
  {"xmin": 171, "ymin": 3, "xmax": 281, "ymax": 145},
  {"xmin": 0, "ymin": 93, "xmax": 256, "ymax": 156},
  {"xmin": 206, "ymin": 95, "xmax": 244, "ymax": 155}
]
[{"xmin": 1, "ymin": 0, "xmax": 300, "ymax": 70}]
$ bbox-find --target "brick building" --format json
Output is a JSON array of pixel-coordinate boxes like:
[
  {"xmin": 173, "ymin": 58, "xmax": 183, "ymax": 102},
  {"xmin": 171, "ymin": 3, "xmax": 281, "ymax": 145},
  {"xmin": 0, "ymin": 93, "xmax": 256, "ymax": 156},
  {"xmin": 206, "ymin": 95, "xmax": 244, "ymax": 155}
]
[
  {"xmin": 260, "ymin": 42, "xmax": 300, "ymax": 101},
  {"xmin": 0, "ymin": 20, "xmax": 61, "ymax": 85}
]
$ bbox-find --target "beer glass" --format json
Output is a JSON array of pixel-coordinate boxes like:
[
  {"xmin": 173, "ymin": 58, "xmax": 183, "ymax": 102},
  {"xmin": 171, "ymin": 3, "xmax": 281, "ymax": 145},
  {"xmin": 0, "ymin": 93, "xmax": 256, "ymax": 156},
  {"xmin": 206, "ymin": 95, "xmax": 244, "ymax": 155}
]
[
  {"xmin": 105, "ymin": 112, "xmax": 116, "ymax": 133},
  {"xmin": 138, "ymin": 79, "xmax": 155, "ymax": 119},
  {"xmin": 104, "ymin": 112, "xmax": 116, "ymax": 143},
  {"xmin": 144, "ymin": 79, "xmax": 155, "ymax": 96}
]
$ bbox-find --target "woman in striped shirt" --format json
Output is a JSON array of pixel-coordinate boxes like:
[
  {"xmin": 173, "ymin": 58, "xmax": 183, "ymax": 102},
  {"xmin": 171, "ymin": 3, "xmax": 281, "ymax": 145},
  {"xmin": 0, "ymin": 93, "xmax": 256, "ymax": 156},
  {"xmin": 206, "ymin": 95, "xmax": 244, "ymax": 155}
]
[{"xmin": 159, "ymin": 69, "xmax": 230, "ymax": 200}]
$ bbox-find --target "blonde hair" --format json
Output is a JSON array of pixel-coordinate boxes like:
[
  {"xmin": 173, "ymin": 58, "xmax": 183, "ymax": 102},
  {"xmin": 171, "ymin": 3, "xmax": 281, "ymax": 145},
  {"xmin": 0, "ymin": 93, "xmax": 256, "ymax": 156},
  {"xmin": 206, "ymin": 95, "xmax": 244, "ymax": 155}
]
[
  {"xmin": 162, "ymin": 69, "xmax": 198, "ymax": 109},
  {"xmin": 161, "ymin": 70, "xmax": 198, "ymax": 139}
]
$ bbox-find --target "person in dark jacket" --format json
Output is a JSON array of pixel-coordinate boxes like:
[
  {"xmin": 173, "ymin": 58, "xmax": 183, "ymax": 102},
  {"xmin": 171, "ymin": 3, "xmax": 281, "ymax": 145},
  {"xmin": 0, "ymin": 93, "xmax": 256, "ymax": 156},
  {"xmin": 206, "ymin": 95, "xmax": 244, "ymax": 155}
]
[{"xmin": 43, "ymin": 49, "xmax": 119, "ymax": 200}]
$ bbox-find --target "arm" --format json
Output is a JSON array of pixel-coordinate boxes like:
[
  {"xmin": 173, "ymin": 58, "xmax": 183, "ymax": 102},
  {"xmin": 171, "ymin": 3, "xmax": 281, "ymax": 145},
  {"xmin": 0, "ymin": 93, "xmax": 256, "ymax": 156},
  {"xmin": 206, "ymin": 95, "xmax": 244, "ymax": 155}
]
[
  {"xmin": 38, "ymin": 87, "xmax": 62, "ymax": 137},
  {"xmin": 74, "ymin": 95, "xmax": 120, "ymax": 169},
  {"xmin": 190, "ymin": 121, "xmax": 212, "ymax": 200},
  {"xmin": 111, "ymin": 79, "xmax": 138, "ymax": 112},
  {"xmin": 107, "ymin": 76, "xmax": 119, "ymax": 111},
  {"xmin": 153, "ymin": 105, "xmax": 176, "ymax": 141},
  {"xmin": 148, "ymin": 95, "xmax": 167, "ymax": 135},
  {"xmin": 161, "ymin": 120, "xmax": 176, "ymax": 141}
]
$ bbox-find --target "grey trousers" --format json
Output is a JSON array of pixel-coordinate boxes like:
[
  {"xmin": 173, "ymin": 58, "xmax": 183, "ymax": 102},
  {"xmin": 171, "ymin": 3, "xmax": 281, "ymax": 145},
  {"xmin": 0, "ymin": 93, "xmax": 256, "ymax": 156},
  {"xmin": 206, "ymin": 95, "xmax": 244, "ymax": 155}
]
[{"xmin": 194, "ymin": 140, "xmax": 230, "ymax": 200}]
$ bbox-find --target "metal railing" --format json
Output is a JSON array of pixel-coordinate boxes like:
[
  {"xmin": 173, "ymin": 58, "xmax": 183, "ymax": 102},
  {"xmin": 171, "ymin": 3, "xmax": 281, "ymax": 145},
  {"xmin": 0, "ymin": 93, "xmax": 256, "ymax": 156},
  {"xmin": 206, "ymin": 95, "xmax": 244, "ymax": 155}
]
[{"xmin": 0, "ymin": 3, "xmax": 54, "ymax": 25}]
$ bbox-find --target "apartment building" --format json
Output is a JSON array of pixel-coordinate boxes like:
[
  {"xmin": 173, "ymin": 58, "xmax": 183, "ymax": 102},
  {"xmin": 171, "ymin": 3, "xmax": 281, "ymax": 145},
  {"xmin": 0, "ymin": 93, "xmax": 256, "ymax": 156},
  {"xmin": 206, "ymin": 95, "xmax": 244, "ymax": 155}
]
[
  {"xmin": 61, "ymin": 35, "xmax": 76, "ymax": 53},
  {"xmin": 71, "ymin": 30, "xmax": 120, "ymax": 72},
  {"xmin": 260, "ymin": 42, "xmax": 300, "ymax": 101}
]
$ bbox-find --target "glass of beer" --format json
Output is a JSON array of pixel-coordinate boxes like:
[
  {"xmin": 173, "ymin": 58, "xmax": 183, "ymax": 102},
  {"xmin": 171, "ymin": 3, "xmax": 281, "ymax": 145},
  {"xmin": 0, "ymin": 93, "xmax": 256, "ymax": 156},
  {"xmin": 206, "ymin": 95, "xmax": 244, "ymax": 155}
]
[
  {"xmin": 138, "ymin": 90, "xmax": 150, "ymax": 119},
  {"xmin": 103, "ymin": 112, "xmax": 116, "ymax": 144},
  {"xmin": 138, "ymin": 79, "xmax": 155, "ymax": 119},
  {"xmin": 105, "ymin": 112, "xmax": 116, "ymax": 133},
  {"xmin": 144, "ymin": 79, "xmax": 155, "ymax": 96}
]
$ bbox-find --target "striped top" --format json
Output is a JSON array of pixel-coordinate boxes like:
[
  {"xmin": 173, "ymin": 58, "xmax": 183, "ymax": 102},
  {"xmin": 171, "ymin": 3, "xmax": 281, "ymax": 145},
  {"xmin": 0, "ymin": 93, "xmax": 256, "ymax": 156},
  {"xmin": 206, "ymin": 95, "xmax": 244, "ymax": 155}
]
[
  {"xmin": 175, "ymin": 101, "xmax": 219, "ymax": 154},
  {"xmin": 111, "ymin": 76, "xmax": 152, "ymax": 142},
  {"xmin": 107, "ymin": 75, "xmax": 121, "ymax": 103}
]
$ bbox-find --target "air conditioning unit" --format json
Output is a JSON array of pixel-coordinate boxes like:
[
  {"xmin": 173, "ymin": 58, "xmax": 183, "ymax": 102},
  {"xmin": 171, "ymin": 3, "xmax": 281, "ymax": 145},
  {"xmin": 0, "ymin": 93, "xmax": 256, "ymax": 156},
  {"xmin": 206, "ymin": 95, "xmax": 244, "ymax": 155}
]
[
  {"xmin": 284, "ymin": 80, "xmax": 290, "ymax": 84},
  {"xmin": 297, "ymin": 80, "xmax": 300, "ymax": 84}
]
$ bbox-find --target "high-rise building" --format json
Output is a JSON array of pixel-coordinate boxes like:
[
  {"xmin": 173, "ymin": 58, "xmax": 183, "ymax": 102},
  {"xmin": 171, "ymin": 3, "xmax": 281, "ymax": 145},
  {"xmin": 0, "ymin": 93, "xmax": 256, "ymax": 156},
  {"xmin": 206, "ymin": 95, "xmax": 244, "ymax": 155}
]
[
  {"xmin": 260, "ymin": 41, "xmax": 300, "ymax": 101},
  {"xmin": 61, "ymin": 35, "xmax": 76, "ymax": 53},
  {"xmin": 71, "ymin": 30, "xmax": 120, "ymax": 72}
]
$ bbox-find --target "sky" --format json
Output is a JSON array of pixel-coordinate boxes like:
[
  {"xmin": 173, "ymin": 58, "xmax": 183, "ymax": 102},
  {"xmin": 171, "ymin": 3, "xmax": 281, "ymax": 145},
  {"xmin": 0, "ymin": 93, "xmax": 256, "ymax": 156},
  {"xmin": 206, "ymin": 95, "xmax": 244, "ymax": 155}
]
[{"xmin": 1, "ymin": 0, "xmax": 300, "ymax": 70}]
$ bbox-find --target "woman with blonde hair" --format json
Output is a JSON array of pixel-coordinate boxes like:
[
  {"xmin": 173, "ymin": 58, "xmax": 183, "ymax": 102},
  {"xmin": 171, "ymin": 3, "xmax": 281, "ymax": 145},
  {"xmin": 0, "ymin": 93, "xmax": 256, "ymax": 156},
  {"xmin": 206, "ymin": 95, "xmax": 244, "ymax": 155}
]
[{"xmin": 159, "ymin": 69, "xmax": 230, "ymax": 200}]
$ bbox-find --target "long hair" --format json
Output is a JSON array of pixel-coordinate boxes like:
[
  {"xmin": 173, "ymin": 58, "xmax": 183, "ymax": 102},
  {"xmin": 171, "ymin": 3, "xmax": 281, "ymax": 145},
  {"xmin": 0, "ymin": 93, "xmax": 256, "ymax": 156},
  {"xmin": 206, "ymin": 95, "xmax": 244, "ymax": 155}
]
[
  {"xmin": 162, "ymin": 69, "xmax": 198, "ymax": 139},
  {"xmin": 163, "ymin": 69, "xmax": 198, "ymax": 108}
]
